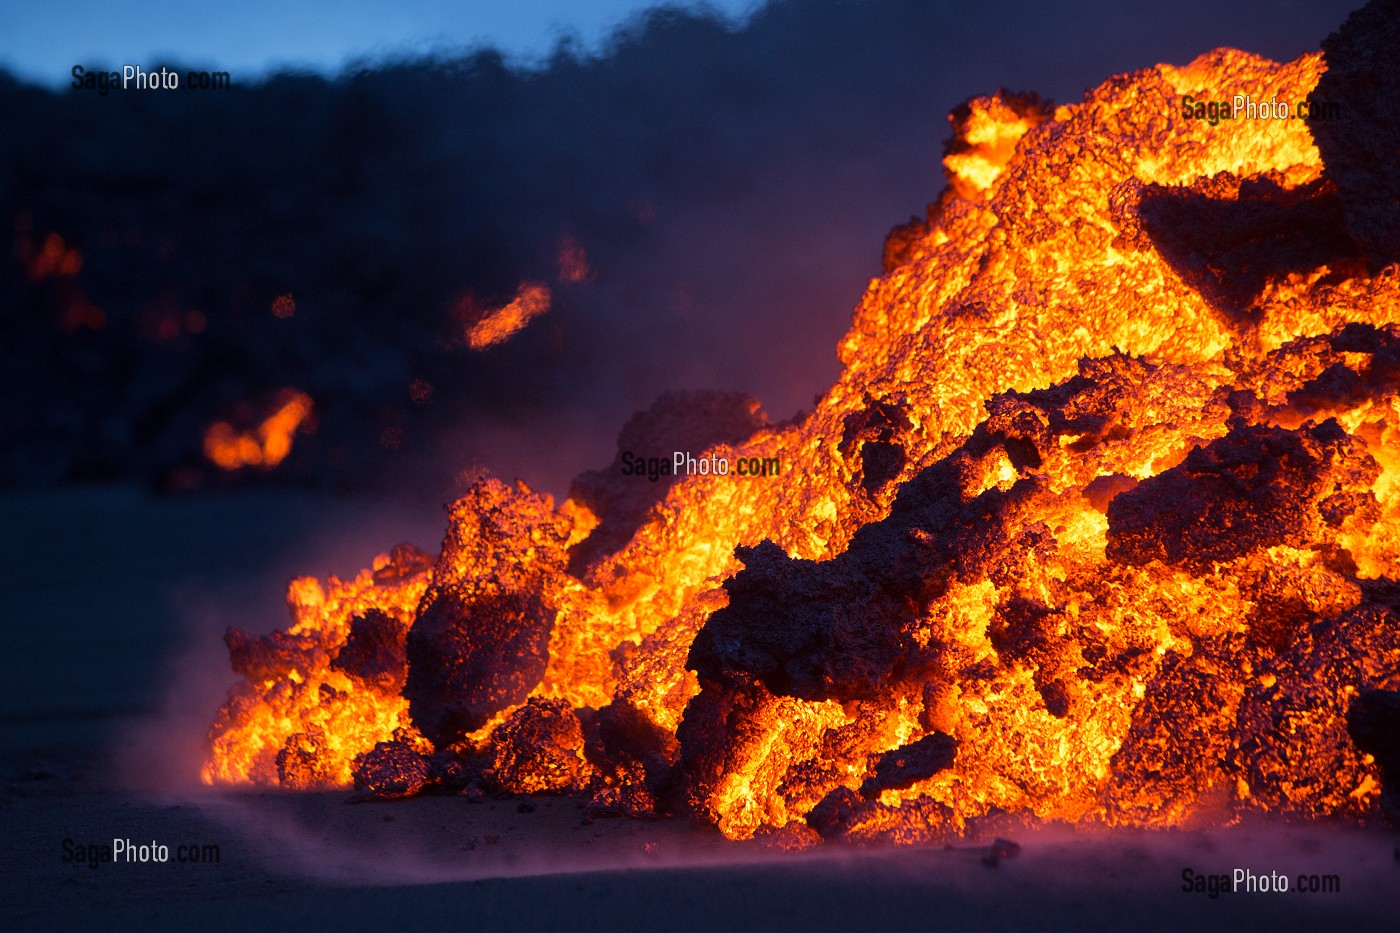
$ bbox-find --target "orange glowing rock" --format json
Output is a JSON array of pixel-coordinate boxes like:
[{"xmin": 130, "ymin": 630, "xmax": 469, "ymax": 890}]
[
  {"xmin": 943, "ymin": 90, "xmax": 1053, "ymax": 200},
  {"xmin": 481, "ymin": 697, "xmax": 592, "ymax": 794},
  {"xmin": 404, "ymin": 479, "xmax": 577, "ymax": 743}
]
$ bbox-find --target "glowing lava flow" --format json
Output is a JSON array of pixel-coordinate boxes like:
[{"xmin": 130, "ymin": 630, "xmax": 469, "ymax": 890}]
[{"xmin": 205, "ymin": 17, "xmax": 1400, "ymax": 846}]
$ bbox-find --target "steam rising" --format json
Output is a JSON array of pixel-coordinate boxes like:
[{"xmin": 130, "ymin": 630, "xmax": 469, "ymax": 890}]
[{"xmin": 0, "ymin": 0, "xmax": 1360, "ymax": 496}]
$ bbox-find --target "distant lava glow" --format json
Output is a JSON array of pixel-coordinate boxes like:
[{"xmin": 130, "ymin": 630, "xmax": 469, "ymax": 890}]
[
  {"xmin": 466, "ymin": 282, "xmax": 553, "ymax": 350},
  {"xmin": 204, "ymin": 33, "xmax": 1400, "ymax": 847},
  {"xmin": 203, "ymin": 389, "xmax": 314, "ymax": 471}
]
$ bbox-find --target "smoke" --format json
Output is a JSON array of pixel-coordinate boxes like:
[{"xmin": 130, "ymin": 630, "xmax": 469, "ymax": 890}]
[
  {"xmin": 0, "ymin": 0, "xmax": 1359, "ymax": 498},
  {"xmin": 165, "ymin": 788, "xmax": 1400, "ymax": 919}
]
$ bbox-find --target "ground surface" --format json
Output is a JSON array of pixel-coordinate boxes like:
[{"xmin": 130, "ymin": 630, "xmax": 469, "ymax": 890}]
[{"xmin": 2, "ymin": 488, "xmax": 1396, "ymax": 931}]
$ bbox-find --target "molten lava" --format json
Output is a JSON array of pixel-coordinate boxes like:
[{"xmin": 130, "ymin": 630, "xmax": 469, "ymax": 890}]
[
  {"xmin": 203, "ymin": 389, "xmax": 314, "ymax": 471},
  {"xmin": 205, "ymin": 8, "xmax": 1400, "ymax": 847},
  {"xmin": 466, "ymin": 281, "xmax": 552, "ymax": 350}
]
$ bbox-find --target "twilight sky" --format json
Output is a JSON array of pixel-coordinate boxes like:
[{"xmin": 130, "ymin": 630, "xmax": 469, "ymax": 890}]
[{"xmin": 0, "ymin": 0, "xmax": 760, "ymax": 86}]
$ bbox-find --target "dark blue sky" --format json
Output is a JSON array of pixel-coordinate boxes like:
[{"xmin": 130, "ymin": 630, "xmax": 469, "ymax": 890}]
[{"xmin": 0, "ymin": 0, "xmax": 758, "ymax": 86}]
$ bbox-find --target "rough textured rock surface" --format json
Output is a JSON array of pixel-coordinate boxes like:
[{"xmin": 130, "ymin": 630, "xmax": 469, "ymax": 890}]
[
  {"xmin": 1348, "ymin": 689, "xmax": 1400, "ymax": 822},
  {"xmin": 688, "ymin": 435, "xmax": 1058, "ymax": 706},
  {"xmin": 351, "ymin": 740, "xmax": 431, "ymax": 799},
  {"xmin": 1136, "ymin": 173, "xmax": 1359, "ymax": 323},
  {"xmin": 405, "ymin": 480, "xmax": 574, "ymax": 744},
  {"xmin": 860, "ymin": 732, "xmax": 958, "ymax": 798},
  {"xmin": 807, "ymin": 786, "xmax": 955, "ymax": 845},
  {"xmin": 1105, "ymin": 638, "xmax": 1250, "ymax": 826},
  {"xmin": 203, "ymin": 11, "xmax": 1400, "ymax": 842},
  {"xmin": 1307, "ymin": 0, "xmax": 1400, "ymax": 264},
  {"xmin": 276, "ymin": 727, "xmax": 338, "ymax": 791},
  {"xmin": 1233, "ymin": 605, "xmax": 1400, "ymax": 818},
  {"xmin": 1105, "ymin": 419, "xmax": 1378, "ymax": 572},
  {"xmin": 331, "ymin": 609, "xmax": 409, "ymax": 693},
  {"xmin": 567, "ymin": 390, "xmax": 768, "ymax": 576},
  {"xmin": 226, "ymin": 627, "xmax": 320, "ymax": 683},
  {"xmin": 483, "ymin": 697, "xmax": 592, "ymax": 795}
]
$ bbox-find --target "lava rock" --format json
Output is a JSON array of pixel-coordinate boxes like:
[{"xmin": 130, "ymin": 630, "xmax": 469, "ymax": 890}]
[
  {"xmin": 753, "ymin": 820, "xmax": 823, "ymax": 852},
  {"xmin": 1348, "ymin": 689, "xmax": 1400, "ymax": 821},
  {"xmin": 776, "ymin": 701, "xmax": 897, "ymax": 816},
  {"xmin": 687, "ymin": 538, "xmax": 912, "ymax": 703},
  {"xmin": 371, "ymin": 543, "xmax": 435, "ymax": 585},
  {"xmin": 226, "ymin": 627, "xmax": 320, "ymax": 681},
  {"xmin": 1106, "ymin": 639, "xmax": 1250, "ymax": 826},
  {"xmin": 330, "ymin": 608, "xmax": 409, "ymax": 692},
  {"xmin": 405, "ymin": 479, "xmax": 573, "ymax": 744},
  {"xmin": 1234, "ymin": 605, "xmax": 1400, "ymax": 818},
  {"xmin": 408, "ymin": 587, "xmax": 554, "ymax": 742},
  {"xmin": 483, "ymin": 697, "xmax": 591, "ymax": 795},
  {"xmin": 839, "ymin": 396, "xmax": 913, "ymax": 494},
  {"xmin": 688, "ymin": 446, "xmax": 1051, "ymax": 703},
  {"xmin": 426, "ymin": 741, "xmax": 480, "ymax": 791},
  {"xmin": 806, "ymin": 786, "xmax": 866, "ymax": 839},
  {"xmin": 1348, "ymin": 690, "xmax": 1400, "ymax": 766},
  {"xmin": 943, "ymin": 89, "xmax": 1054, "ymax": 202},
  {"xmin": 988, "ymin": 597, "xmax": 1060, "ymax": 666},
  {"xmin": 881, "ymin": 213, "xmax": 931, "ymax": 273},
  {"xmin": 1106, "ymin": 419, "xmax": 1378, "ymax": 572},
  {"xmin": 566, "ymin": 390, "xmax": 768, "ymax": 576},
  {"xmin": 584, "ymin": 782, "xmax": 659, "ymax": 822},
  {"xmin": 1308, "ymin": 0, "xmax": 1400, "ymax": 265},
  {"xmin": 276, "ymin": 727, "xmax": 338, "ymax": 790},
  {"xmin": 1240, "ymin": 563, "xmax": 1361, "ymax": 654},
  {"xmin": 1137, "ymin": 173, "xmax": 1357, "ymax": 318},
  {"xmin": 859, "ymin": 732, "xmax": 957, "ymax": 798},
  {"xmin": 351, "ymin": 740, "xmax": 431, "ymax": 799},
  {"xmin": 806, "ymin": 785, "xmax": 954, "ymax": 845},
  {"xmin": 592, "ymin": 699, "xmax": 680, "ymax": 777}
]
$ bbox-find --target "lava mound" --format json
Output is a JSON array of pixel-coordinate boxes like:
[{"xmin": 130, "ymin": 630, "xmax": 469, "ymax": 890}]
[{"xmin": 205, "ymin": 1, "xmax": 1400, "ymax": 845}]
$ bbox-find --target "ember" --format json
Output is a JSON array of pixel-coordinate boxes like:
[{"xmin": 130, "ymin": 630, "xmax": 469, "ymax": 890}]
[
  {"xmin": 205, "ymin": 2, "xmax": 1400, "ymax": 848},
  {"xmin": 466, "ymin": 281, "xmax": 553, "ymax": 350},
  {"xmin": 557, "ymin": 235, "xmax": 595, "ymax": 284},
  {"xmin": 202, "ymin": 389, "xmax": 315, "ymax": 471}
]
